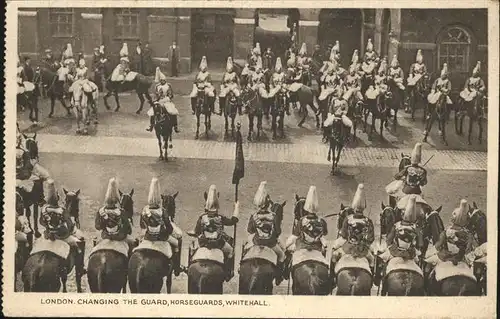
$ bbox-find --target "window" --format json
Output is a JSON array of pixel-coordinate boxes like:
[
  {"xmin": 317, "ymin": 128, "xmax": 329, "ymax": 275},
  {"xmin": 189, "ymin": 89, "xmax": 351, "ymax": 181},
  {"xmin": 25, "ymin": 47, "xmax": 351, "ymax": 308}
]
[
  {"xmin": 201, "ymin": 15, "xmax": 216, "ymax": 32},
  {"xmin": 49, "ymin": 8, "xmax": 74, "ymax": 37},
  {"xmin": 115, "ymin": 9, "xmax": 140, "ymax": 39},
  {"xmin": 438, "ymin": 26, "xmax": 472, "ymax": 73}
]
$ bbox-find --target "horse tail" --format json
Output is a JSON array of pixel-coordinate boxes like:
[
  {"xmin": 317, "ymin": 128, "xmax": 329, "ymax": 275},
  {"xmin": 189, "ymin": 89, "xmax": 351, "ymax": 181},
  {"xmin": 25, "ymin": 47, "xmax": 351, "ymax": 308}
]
[
  {"xmin": 458, "ymin": 282, "xmax": 468, "ymax": 296},
  {"xmin": 350, "ymin": 281, "xmax": 358, "ymax": 295},
  {"xmin": 198, "ymin": 274, "xmax": 209, "ymax": 294},
  {"xmin": 97, "ymin": 266, "xmax": 106, "ymax": 293},
  {"xmin": 308, "ymin": 274, "xmax": 322, "ymax": 295}
]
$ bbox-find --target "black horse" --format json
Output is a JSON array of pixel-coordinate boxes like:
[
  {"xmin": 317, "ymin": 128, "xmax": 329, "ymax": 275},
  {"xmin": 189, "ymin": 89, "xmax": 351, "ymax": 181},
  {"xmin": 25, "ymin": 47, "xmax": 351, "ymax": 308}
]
[
  {"xmin": 103, "ymin": 72, "xmax": 154, "ymax": 114},
  {"xmin": 406, "ymin": 73, "xmax": 431, "ymax": 121},
  {"xmin": 455, "ymin": 93, "xmax": 486, "ymax": 145},
  {"xmin": 194, "ymin": 87, "xmax": 214, "ymax": 140},
  {"xmin": 325, "ymin": 116, "xmax": 350, "ymax": 175},
  {"xmin": 364, "ymin": 92, "xmax": 389, "ymax": 141},
  {"xmin": 424, "ymin": 93, "xmax": 449, "ymax": 146},
  {"xmin": 33, "ymin": 67, "xmax": 71, "ymax": 118},
  {"xmin": 241, "ymin": 86, "xmax": 264, "ymax": 141},
  {"xmin": 222, "ymin": 91, "xmax": 238, "ymax": 138},
  {"xmin": 271, "ymin": 89, "xmax": 287, "ymax": 139},
  {"xmin": 151, "ymin": 101, "xmax": 174, "ymax": 161},
  {"xmin": 467, "ymin": 202, "xmax": 487, "ymax": 295},
  {"xmin": 385, "ymin": 78, "xmax": 404, "ymax": 127},
  {"xmin": 15, "ymin": 192, "xmax": 34, "ymax": 291}
]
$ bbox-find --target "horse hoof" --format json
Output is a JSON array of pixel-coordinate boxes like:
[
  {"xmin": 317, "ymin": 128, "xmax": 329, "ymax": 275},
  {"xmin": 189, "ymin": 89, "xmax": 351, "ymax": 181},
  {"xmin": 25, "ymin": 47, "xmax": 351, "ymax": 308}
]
[
  {"xmin": 195, "ymin": 134, "xmax": 199, "ymax": 140},
  {"xmin": 136, "ymin": 110, "xmax": 141, "ymax": 115},
  {"xmin": 169, "ymin": 144, "xmax": 173, "ymax": 149},
  {"xmin": 48, "ymin": 113, "xmax": 53, "ymax": 118},
  {"xmin": 94, "ymin": 120, "xmax": 99, "ymax": 124},
  {"xmin": 159, "ymin": 156, "xmax": 164, "ymax": 160}
]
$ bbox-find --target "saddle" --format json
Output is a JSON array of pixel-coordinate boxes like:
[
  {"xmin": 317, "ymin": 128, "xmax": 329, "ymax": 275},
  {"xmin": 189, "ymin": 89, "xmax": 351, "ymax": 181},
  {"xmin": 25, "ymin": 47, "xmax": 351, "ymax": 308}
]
[
  {"xmin": 90, "ymin": 239, "xmax": 129, "ymax": 258},
  {"xmin": 385, "ymin": 256, "xmax": 423, "ymax": 277},
  {"xmin": 134, "ymin": 239, "xmax": 173, "ymax": 259},
  {"xmin": 434, "ymin": 260, "xmax": 476, "ymax": 282},
  {"xmin": 334, "ymin": 250, "xmax": 372, "ymax": 275},
  {"xmin": 242, "ymin": 244, "xmax": 278, "ymax": 266},
  {"xmin": 30, "ymin": 238, "xmax": 71, "ymax": 260},
  {"xmin": 291, "ymin": 248, "xmax": 328, "ymax": 268},
  {"xmin": 190, "ymin": 246, "xmax": 224, "ymax": 265}
]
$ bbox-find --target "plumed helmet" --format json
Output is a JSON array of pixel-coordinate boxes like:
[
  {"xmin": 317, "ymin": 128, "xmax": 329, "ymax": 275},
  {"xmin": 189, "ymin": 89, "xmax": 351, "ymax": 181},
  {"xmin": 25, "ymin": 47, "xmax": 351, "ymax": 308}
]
[
  {"xmin": 472, "ymin": 61, "xmax": 481, "ymax": 75},
  {"xmin": 451, "ymin": 199, "xmax": 469, "ymax": 227},
  {"xmin": 253, "ymin": 181, "xmax": 269, "ymax": 208},
  {"xmin": 440, "ymin": 63, "xmax": 448, "ymax": 77},
  {"xmin": 255, "ymin": 42, "xmax": 261, "ymax": 55},
  {"xmin": 154, "ymin": 67, "xmax": 166, "ymax": 82},
  {"xmin": 332, "ymin": 40, "xmax": 340, "ymax": 53},
  {"xmin": 402, "ymin": 195, "xmax": 418, "ymax": 223},
  {"xmin": 416, "ymin": 49, "xmax": 423, "ymax": 63},
  {"xmin": 410, "ymin": 142, "xmax": 423, "ymax": 164},
  {"xmin": 64, "ymin": 43, "xmax": 73, "ymax": 58},
  {"xmin": 45, "ymin": 179, "xmax": 59, "ymax": 206},
  {"xmin": 351, "ymin": 49, "xmax": 359, "ymax": 64},
  {"xmin": 199, "ymin": 56, "xmax": 208, "ymax": 70},
  {"xmin": 147, "ymin": 177, "xmax": 162, "ymax": 206},
  {"xmin": 104, "ymin": 177, "xmax": 120, "ymax": 207},
  {"xmin": 275, "ymin": 57, "xmax": 283, "ymax": 72},
  {"xmin": 205, "ymin": 184, "xmax": 219, "ymax": 212},
  {"xmin": 226, "ymin": 56, "xmax": 234, "ymax": 72},
  {"xmin": 299, "ymin": 43, "xmax": 307, "ymax": 56},
  {"xmin": 391, "ymin": 54, "xmax": 399, "ymax": 68},
  {"xmin": 303, "ymin": 185, "xmax": 319, "ymax": 214},
  {"xmin": 366, "ymin": 38, "xmax": 373, "ymax": 51},
  {"xmin": 120, "ymin": 43, "xmax": 129, "ymax": 57},
  {"xmin": 351, "ymin": 184, "xmax": 366, "ymax": 213},
  {"xmin": 99, "ymin": 45, "xmax": 105, "ymax": 55},
  {"xmin": 378, "ymin": 59, "xmax": 387, "ymax": 74}
]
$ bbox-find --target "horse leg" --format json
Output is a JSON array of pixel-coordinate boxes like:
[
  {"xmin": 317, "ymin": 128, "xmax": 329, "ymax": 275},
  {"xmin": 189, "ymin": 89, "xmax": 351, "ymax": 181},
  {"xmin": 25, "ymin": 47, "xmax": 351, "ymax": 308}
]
[
  {"xmin": 468, "ymin": 116, "xmax": 474, "ymax": 145},
  {"xmin": 32, "ymin": 204, "xmax": 41, "ymax": 238},
  {"xmin": 157, "ymin": 133, "xmax": 164, "ymax": 160},
  {"xmin": 231, "ymin": 115, "xmax": 235, "ymax": 138},
  {"xmin": 363, "ymin": 106, "xmax": 368, "ymax": 133},
  {"xmin": 248, "ymin": 114, "xmax": 254, "ymax": 141},
  {"xmin": 380, "ymin": 114, "xmax": 385, "ymax": 140},
  {"xmin": 441, "ymin": 118, "xmax": 448, "ymax": 146},
  {"xmin": 335, "ymin": 144, "xmax": 343, "ymax": 171},
  {"xmin": 298, "ymin": 107, "xmax": 307, "ymax": 128},
  {"xmin": 257, "ymin": 114, "xmax": 263, "ymax": 139},
  {"xmin": 368, "ymin": 111, "xmax": 375, "ymax": 141},
  {"xmin": 136, "ymin": 92, "xmax": 145, "ymax": 114},
  {"xmin": 224, "ymin": 113, "xmax": 229, "ymax": 137},
  {"xmin": 204, "ymin": 114, "xmax": 209, "ymax": 138},
  {"xmin": 49, "ymin": 96, "xmax": 56, "ymax": 117},
  {"xmin": 478, "ymin": 117, "xmax": 483, "ymax": 144},
  {"xmin": 103, "ymin": 90, "xmax": 112, "ymax": 110},
  {"xmin": 60, "ymin": 97, "xmax": 71, "ymax": 116},
  {"xmin": 280, "ymin": 113, "xmax": 285, "ymax": 138},
  {"xmin": 114, "ymin": 91, "xmax": 120, "ymax": 112},
  {"xmin": 424, "ymin": 111, "xmax": 434, "ymax": 143},
  {"xmin": 164, "ymin": 134, "xmax": 169, "ymax": 162},
  {"xmin": 454, "ymin": 107, "xmax": 461, "ymax": 135},
  {"xmin": 272, "ymin": 113, "xmax": 277, "ymax": 139}
]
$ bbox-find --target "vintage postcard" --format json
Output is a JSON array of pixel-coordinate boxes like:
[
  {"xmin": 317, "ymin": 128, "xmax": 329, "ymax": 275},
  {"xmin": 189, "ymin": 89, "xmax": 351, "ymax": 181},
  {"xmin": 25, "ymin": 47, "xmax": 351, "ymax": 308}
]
[{"xmin": 3, "ymin": 0, "xmax": 498, "ymax": 317}]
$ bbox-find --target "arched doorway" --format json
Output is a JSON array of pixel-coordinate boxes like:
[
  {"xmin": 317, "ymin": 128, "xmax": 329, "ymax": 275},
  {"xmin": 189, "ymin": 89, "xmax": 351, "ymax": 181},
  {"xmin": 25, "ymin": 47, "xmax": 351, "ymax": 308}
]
[
  {"xmin": 318, "ymin": 9, "xmax": 362, "ymax": 67},
  {"xmin": 191, "ymin": 8, "xmax": 235, "ymax": 68},
  {"xmin": 254, "ymin": 9, "xmax": 299, "ymax": 63}
]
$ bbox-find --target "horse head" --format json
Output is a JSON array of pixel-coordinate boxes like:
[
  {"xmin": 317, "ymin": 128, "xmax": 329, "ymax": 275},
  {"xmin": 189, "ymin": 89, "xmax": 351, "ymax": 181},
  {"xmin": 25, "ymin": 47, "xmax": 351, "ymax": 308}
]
[
  {"xmin": 467, "ymin": 201, "xmax": 487, "ymax": 245},
  {"xmin": 23, "ymin": 133, "xmax": 39, "ymax": 161},
  {"xmin": 337, "ymin": 203, "xmax": 354, "ymax": 237},
  {"xmin": 423, "ymin": 205, "xmax": 444, "ymax": 245},
  {"xmin": 71, "ymin": 82, "xmax": 85, "ymax": 108},
  {"xmin": 119, "ymin": 189, "xmax": 135, "ymax": 224},
  {"xmin": 399, "ymin": 153, "xmax": 411, "ymax": 172},
  {"xmin": 161, "ymin": 192, "xmax": 179, "ymax": 224},
  {"xmin": 63, "ymin": 188, "xmax": 81, "ymax": 227},
  {"xmin": 380, "ymin": 202, "xmax": 397, "ymax": 237},
  {"xmin": 269, "ymin": 198, "xmax": 286, "ymax": 229},
  {"xmin": 16, "ymin": 190, "xmax": 25, "ymax": 216}
]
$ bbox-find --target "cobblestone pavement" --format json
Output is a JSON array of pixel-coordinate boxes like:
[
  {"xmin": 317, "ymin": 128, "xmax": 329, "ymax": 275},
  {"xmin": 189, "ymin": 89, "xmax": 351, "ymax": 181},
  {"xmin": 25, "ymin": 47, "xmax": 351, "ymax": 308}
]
[
  {"xmin": 15, "ymin": 153, "xmax": 487, "ymax": 294},
  {"xmin": 35, "ymin": 133, "xmax": 487, "ymax": 171}
]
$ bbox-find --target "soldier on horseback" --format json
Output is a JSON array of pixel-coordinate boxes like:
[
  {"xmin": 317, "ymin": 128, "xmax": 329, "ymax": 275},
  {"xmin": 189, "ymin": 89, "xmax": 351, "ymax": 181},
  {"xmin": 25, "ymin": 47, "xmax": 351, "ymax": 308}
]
[
  {"xmin": 361, "ymin": 38, "xmax": 379, "ymax": 75},
  {"xmin": 285, "ymin": 186, "xmax": 328, "ymax": 258},
  {"xmin": 16, "ymin": 131, "xmax": 50, "ymax": 194},
  {"xmin": 332, "ymin": 184, "xmax": 376, "ymax": 266},
  {"xmin": 140, "ymin": 177, "xmax": 183, "ymax": 276},
  {"xmin": 427, "ymin": 63, "xmax": 453, "ymax": 106},
  {"xmin": 387, "ymin": 55, "xmax": 405, "ymax": 91},
  {"xmin": 251, "ymin": 57, "xmax": 269, "ymax": 98},
  {"xmin": 268, "ymin": 57, "xmax": 291, "ymax": 115},
  {"xmin": 192, "ymin": 184, "xmax": 239, "ymax": 281},
  {"xmin": 240, "ymin": 62, "xmax": 252, "ymax": 88},
  {"xmin": 249, "ymin": 43, "xmax": 261, "ymax": 69},
  {"xmin": 407, "ymin": 49, "xmax": 427, "ymax": 88},
  {"xmin": 318, "ymin": 60, "xmax": 343, "ymax": 104},
  {"xmin": 366, "ymin": 58, "xmax": 388, "ymax": 100},
  {"xmin": 343, "ymin": 52, "xmax": 365, "ymax": 105},
  {"xmin": 110, "ymin": 43, "xmax": 131, "ymax": 85},
  {"xmin": 189, "ymin": 56, "xmax": 216, "ymax": 114},
  {"xmin": 393, "ymin": 143, "xmax": 427, "ymax": 196},
  {"xmin": 70, "ymin": 57, "xmax": 97, "ymax": 94},
  {"xmin": 245, "ymin": 181, "xmax": 287, "ymax": 285},
  {"xmin": 42, "ymin": 49, "xmax": 58, "ymax": 71},
  {"xmin": 459, "ymin": 61, "xmax": 486, "ymax": 104},
  {"xmin": 95, "ymin": 178, "xmax": 137, "ymax": 250},
  {"xmin": 219, "ymin": 57, "xmax": 242, "ymax": 116},
  {"xmin": 40, "ymin": 179, "xmax": 87, "ymax": 275},
  {"xmin": 146, "ymin": 67, "xmax": 179, "ymax": 133}
]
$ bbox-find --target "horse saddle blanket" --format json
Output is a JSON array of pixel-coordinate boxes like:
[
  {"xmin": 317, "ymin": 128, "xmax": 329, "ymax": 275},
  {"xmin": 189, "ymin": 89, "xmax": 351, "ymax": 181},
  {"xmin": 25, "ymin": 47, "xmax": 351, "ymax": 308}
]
[
  {"xmin": 362, "ymin": 63, "xmax": 376, "ymax": 74},
  {"xmin": 242, "ymin": 245, "xmax": 277, "ymax": 266},
  {"xmin": 434, "ymin": 261, "xmax": 476, "ymax": 282},
  {"xmin": 427, "ymin": 91, "xmax": 453, "ymax": 105},
  {"xmin": 125, "ymin": 72, "xmax": 138, "ymax": 81},
  {"xmin": 365, "ymin": 86, "xmax": 380, "ymax": 100},
  {"xmin": 459, "ymin": 89, "xmax": 478, "ymax": 102},
  {"xmin": 134, "ymin": 239, "xmax": 173, "ymax": 259},
  {"xmin": 396, "ymin": 194, "xmax": 428, "ymax": 211},
  {"xmin": 385, "ymin": 180, "xmax": 404, "ymax": 197},
  {"xmin": 386, "ymin": 257, "xmax": 423, "ymax": 277},
  {"xmin": 407, "ymin": 74, "xmax": 423, "ymax": 86},
  {"xmin": 16, "ymin": 179, "xmax": 35, "ymax": 193},
  {"xmin": 288, "ymin": 82, "xmax": 303, "ymax": 92},
  {"xmin": 292, "ymin": 248, "xmax": 328, "ymax": 268},
  {"xmin": 335, "ymin": 254, "xmax": 371, "ymax": 275},
  {"xmin": 31, "ymin": 239, "xmax": 71, "ymax": 259},
  {"xmin": 23, "ymin": 81, "xmax": 36, "ymax": 92},
  {"xmin": 90, "ymin": 239, "xmax": 129, "ymax": 257},
  {"xmin": 191, "ymin": 247, "xmax": 224, "ymax": 264}
]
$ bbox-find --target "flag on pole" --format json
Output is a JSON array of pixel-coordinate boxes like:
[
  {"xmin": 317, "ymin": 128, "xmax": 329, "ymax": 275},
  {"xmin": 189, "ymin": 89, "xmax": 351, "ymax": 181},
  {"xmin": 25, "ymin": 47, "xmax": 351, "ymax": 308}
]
[{"xmin": 232, "ymin": 123, "xmax": 245, "ymax": 185}]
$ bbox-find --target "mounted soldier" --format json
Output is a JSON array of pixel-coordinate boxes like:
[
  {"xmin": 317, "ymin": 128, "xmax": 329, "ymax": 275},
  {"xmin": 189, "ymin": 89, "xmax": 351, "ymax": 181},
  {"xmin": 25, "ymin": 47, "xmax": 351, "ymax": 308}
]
[
  {"xmin": 387, "ymin": 55, "xmax": 405, "ymax": 91},
  {"xmin": 70, "ymin": 56, "xmax": 97, "ymax": 95},
  {"xmin": 251, "ymin": 56, "xmax": 269, "ymax": 98},
  {"xmin": 361, "ymin": 38, "xmax": 379, "ymax": 76},
  {"xmin": 139, "ymin": 177, "xmax": 183, "ymax": 275},
  {"xmin": 95, "ymin": 178, "xmax": 137, "ymax": 251},
  {"xmin": 39, "ymin": 179, "xmax": 86, "ymax": 275},
  {"xmin": 42, "ymin": 49, "xmax": 58, "ymax": 71},
  {"xmin": 240, "ymin": 62, "xmax": 252, "ymax": 88},
  {"xmin": 365, "ymin": 58, "xmax": 388, "ymax": 100},
  {"xmin": 268, "ymin": 57, "xmax": 290, "ymax": 115},
  {"xmin": 318, "ymin": 60, "xmax": 344, "ymax": 107},
  {"xmin": 146, "ymin": 67, "xmax": 179, "ymax": 133},
  {"xmin": 244, "ymin": 181, "xmax": 286, "ymax": 285},
  {"xmin": 343, "ymin": 52, "xmax": 364, "ymax": 105},
  {"xmin": 17, "ymin": 56, "xmax": 36, "ymax": 99},
  {"xmin": 263, "ymin": 47, "xmax": 275, "ymax": 71},
  {"xmin": 407, "ymin": 49, "xmax": 427, "ymax": 87},
  {"xmin": 219, "ymin": 57, "xmax": 242, "ymax": 115},
  {"xmin": 16, "ymin": 131, "xmax": 50, "ymax": 194},
  {"xmin": 189, "ymin": 56, "xmax": 216, "ymax": 114},
  {"xmin": 192, "ymin": 184, "xmax": 239, "ymax": 281},
  {"xmin": 459, "ymin": 61, "xmax": 486, "ymax": 104},
  {"xmin": 427, "ymin": 63, "xmax": 453, "ymax": 106},
  {"xmin": 110, "ymin": 43, "xmax": 131, "ymax": 85},
  {"xmin": 249, "ymin": 43, "xmax": 261, "ymax": 69}
]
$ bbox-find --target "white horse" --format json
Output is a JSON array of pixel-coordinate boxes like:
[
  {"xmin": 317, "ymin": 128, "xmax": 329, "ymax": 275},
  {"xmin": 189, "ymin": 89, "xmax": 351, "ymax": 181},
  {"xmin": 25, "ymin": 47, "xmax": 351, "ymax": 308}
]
[{"xmin": 70, "ymin": 80, "xmax": 99, "ymax": 135}]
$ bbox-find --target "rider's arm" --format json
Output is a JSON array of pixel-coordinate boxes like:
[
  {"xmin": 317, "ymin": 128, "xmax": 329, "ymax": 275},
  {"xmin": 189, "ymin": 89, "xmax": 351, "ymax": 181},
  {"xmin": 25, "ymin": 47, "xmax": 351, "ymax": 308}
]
[
  {"xmin": 139, "ymin": 212, "xmax": 147, "ymax": 229},
  {"xmin": 443, "ymin": 80, "xmax": 451, "ymax": 94},
  {"xmin": 409, "ymin": 64, "xmax": 415, "ymax": 75},
  {"xmin": 463, "ymin": 78, "xmax": 470, "ymax": 90},
  {"xmin": 420, "ymin": 169, "xmax": 428, "ymax": 186},
  {"xmin": 321, "ymin": 218, "xmax": 328, "ymax": 236},
  {"xmin": 479, "ymin": 78, "xmax": 486, "ymax": 91},
  {"xmin": 431, "ymin": 79, "xmax": 438, "ymax": 92},
  {"xmin": 194, "ymin": 215, "xmax": 204, "ymax": 236}
]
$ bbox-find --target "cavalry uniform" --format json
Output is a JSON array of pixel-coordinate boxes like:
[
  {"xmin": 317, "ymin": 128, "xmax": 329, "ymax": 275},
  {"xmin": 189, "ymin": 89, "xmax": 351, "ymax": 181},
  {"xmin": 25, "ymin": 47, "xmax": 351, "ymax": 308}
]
[
  {"xmin": 17, "ymin": 57, "xmax": 27, "ymax": 95},
  {"xmin": 366, "ymin": 60, "xmax": 388, "ymax": 100},
  {"xmin": 219, "ymin": 57, "xmax": 242, "ymax": 115},
  {"xmin": 140, "ymin": 178, "xmax": 183, "ymax": 275},
  {"xmin": 263, "ymin": 48, "xmax": 275, "ymax": 71},
  {"xmin": 318, "ymin": 61, "xmax": 343, "ymax": 102},
  {"xmin": 70, "ymin": 58, "xmax": 97, "ymax": 94},
  {"xmin": 387, "ymin": 55, "xmax": 405, "ymax": 91},
  {"xmin": 95, "ymin": 178, "xmax": 136, "ymax": 248},
  {"xmin": 361, "ymin": 39, "xmax": 379, "ymax": 75},
  {"xmin": 110, "ymin": 43, "xmax": 131, "ymax": 83},
  {"xmin": 147, "ymin": 67, "xmax": 179, "ymax": 133},
  {"xmin": 16, "ymin": 133, "xmax": 50, "ymax": 193},
  {"xmin": 39, "ymin": 179, "xmax": 86, "ymax": 275},
  {"xmin": 268, "ymin": 58, "xmax": 287, "ymax": 97},
  {"xmin": 251, "ymin": 57, "xmax": 268, "ymax": 98},
  {"xmin": 388, "ymin": 143, "xmax": 427, "ymax": 198},
  {"xmin": 189, "ymin": 56, "xmax": 216, "ymax": 113},
  {"xmin": 427, "ymin": 63, "xmax": 453, "ymax": 105},
  {"xmin": 460, "ymin": 61, "xmax": 486, "ymax": 103},
  {"xmin": 296, "ymin": 43, "xmax": 310, "ymax": 68},
  {"xmin": 331, "ymin": 184, "xmax": 376, "ymax": 271},
  {"xmin": 56, "ymin": 44, "xmax": 75, "ymax": 84},
  {"xmin": 192, "ymin": 184, "xmax": 239, "ymax": 281},
  {"xmin": 407, "ymin": 50, "xmax": 427, "ymax": 87},
  {"xmin": 343, "ymin": 62, "xmax": 364, "ymax": 103},
  {"xmin": 240, "ymin": 63, "xmax": 252, "ymax": 88},
  {"xmin": 245, "ymin": 181, "xmax": 286, "ymax": 284},
  {"xmin": 249, "ymin": 43, "xmax": 261, "ymax": 69},
  {"xmin": 42, "ymin": 49, "xmax": 58, "ymax": 71},
  {"xmin": 349, "ymin": 49, "xmax": 362, "ymax": 75}
]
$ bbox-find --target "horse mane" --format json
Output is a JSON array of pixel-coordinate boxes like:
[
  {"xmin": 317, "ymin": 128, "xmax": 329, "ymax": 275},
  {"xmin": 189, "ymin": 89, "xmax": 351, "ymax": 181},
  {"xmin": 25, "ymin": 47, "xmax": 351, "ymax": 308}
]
[
  {"xmin": 399, "ymin": 155, "xmax": 411, "ymax": 172},
  {"xmin": 470, "ymin": 209, "xmax": 487, "ymax": 245},
  {"xmin": 427, "ymin": 211, "xmax": 445, "ymax": 244}
]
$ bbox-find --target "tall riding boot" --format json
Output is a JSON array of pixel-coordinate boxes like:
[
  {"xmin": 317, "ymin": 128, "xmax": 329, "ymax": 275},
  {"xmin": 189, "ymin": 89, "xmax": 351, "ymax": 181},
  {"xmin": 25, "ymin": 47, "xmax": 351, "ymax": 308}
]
[
  {"xmin": 172, "ymin": 249, "xmax": 182, "ymax": 276},
  {"xmin": 219, "ymin": 97, "xmax": 226, "ymax": 115},
  {"xmin": 237, "ymin": 98, "xmax": 243, "ymax": 115},
  {"xmin": 146, "ymin": 116, "xmax": 154, "ymax": 132},
  {"xmin": 275, "ymin": 261, "xmax": 285, "ymax": 286},
  {"xmin": 224, "ymin": 256, "xmax": 235, "ymax": 282},
  {"xmin": 190, "ymin": 98, "xmax": 196, "ymax": 115},
  {"xmin": 209, "ymin": 97, "xmax": 216, "ymax": 114},
  {"xmin": 172, "ymin": 115, "xmax": 180, "ymax": 133},
  {"xmin": 76, "ymin": 240, "xmax": 87, "ymax": 276},
  {"xmin": 282, "ymin": 251, "xmax": 293, "ymax": 280},
  {"xmin": 330, "ymin": 261, "xmax": 337, "ymax": 290}
]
